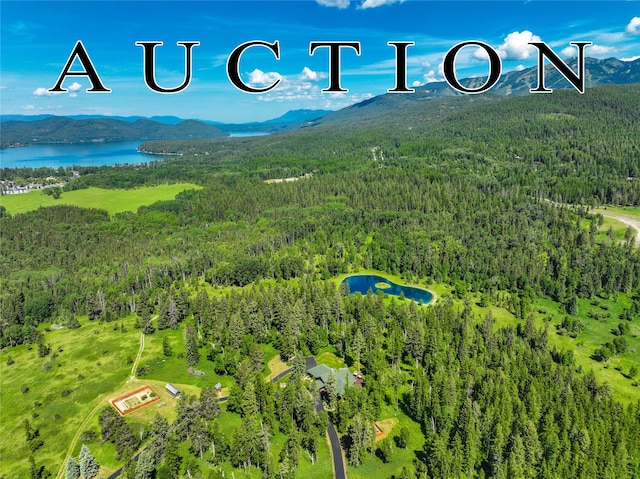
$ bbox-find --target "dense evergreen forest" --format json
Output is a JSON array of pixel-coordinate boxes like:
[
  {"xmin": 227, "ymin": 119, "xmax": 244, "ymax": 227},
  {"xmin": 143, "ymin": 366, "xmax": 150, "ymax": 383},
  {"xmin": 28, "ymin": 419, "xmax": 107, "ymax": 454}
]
[{"xmin": 1, "ymin": 83, "xmax": 639, "ymax": 478}]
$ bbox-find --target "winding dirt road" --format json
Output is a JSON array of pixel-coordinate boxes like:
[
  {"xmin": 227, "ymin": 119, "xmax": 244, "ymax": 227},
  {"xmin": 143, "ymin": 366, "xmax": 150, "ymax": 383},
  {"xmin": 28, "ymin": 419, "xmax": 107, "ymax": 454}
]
[
  {"xmin": 593, "ymin": 208, "xmax": 640, "ymax": 244},
  {"xmin": 56, "ymin": 316, "xmax": 156, "ymax": 479}
]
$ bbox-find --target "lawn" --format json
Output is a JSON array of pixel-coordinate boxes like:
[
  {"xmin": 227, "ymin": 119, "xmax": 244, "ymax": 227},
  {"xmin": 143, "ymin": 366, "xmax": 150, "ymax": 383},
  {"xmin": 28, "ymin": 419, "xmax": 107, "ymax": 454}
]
[
  {"xmin": 0, "ymin": 183, "xmax": 202, "ymax": 216},
  {"xmin": 316, "ymin": 351, "xmax": 349, "ymax": 371}
]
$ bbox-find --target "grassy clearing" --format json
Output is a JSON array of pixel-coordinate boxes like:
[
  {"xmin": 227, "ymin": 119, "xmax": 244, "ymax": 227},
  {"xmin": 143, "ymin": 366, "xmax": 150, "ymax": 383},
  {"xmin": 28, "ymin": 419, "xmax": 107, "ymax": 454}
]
[
  {"xmin": 137, "ymin": 326, "xmax": 227, "ymax": 390},
  {"xmin": 531, "ymin": 295, "xmax": 640, "ymax": 405},
  {"xmin": 479, "ymin": 291, "xmax": 640, "ymax": 405},
  {"xmin": 294, "ymin": 432, "xmax": 334, "ymax": 479},
  {"xmin": 597, "ymin": 206, "xmax": 640, "ymax": 217},
  {"xmin": 316, "ymin": 351, "xmax": 349, "ymax": 371},
  {"xmin": 592, "ymin": 207, "xmax": 640, "ymax": 245},
  {"xmin": 265, "ymin": 355, "xmax": 290, "ymax": 382},
  {"xmin": 1, "ymin": 183, "xmax": 202, "ymax": 216},
  {"xmin": 0, "ymin": 315, "xmax": 141, "ymax": 478},
  {"xmin": 374, "ymin": 417, "xmax": 399, "ymax": 442},
  {"xmin": 346, "ymin": 404, "xmax": 423, "ymax": 479}
]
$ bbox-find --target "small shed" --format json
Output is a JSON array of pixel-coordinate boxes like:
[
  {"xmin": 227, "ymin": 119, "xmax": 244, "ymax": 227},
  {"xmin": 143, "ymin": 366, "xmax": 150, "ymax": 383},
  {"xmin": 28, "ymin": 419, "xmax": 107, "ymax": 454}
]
[
  {"xmin": 166, "ymin": 383, "xmax": 180, "ymax": 398},
  {"xmin": 215, "ymin": 382, "xmax": 222, "ymax": 393}
]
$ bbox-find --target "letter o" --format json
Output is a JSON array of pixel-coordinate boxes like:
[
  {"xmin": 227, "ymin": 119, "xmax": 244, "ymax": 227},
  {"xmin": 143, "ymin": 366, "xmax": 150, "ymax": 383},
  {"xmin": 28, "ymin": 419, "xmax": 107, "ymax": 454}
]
[{"xmin": 443, "ymin": 41, "xmax": 502, "ymax": 94}]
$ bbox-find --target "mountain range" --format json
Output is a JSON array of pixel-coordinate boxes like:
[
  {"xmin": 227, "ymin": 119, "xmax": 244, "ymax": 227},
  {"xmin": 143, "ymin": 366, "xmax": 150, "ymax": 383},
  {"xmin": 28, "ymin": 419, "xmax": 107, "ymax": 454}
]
[{"xmin": 2, "ymin": 57, "xmax": 638, "ymax": 148}]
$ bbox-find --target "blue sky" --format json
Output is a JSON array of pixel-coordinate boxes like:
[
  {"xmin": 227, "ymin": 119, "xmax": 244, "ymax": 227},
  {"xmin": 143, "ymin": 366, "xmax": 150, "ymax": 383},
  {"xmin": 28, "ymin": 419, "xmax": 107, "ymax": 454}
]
[{"xmin": 1, "ymin": 1, "xmax": 639, "ymax": 122}]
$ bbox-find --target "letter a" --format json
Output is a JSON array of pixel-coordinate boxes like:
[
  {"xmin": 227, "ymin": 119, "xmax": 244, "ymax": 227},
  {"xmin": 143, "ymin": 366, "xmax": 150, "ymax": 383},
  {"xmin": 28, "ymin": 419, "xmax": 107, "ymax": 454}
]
[{"xmin": 49, "ymin": 41, "xmax": 111, "ymax": 93}]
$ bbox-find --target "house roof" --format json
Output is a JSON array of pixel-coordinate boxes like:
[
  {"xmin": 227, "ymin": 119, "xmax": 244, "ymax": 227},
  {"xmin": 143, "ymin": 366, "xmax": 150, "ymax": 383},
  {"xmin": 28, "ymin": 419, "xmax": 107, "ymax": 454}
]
[{"xmin": 307, "ymin": 363, "xmax": 355, "ymax": 396}]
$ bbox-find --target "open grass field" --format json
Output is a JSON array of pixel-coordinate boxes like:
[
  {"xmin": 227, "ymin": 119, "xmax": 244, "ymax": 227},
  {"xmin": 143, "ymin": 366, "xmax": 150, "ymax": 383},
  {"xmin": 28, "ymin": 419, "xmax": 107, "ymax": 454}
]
[
  {"xmin": 530, "ymin": 295, "xmax": 640, "ymax": 405},
  {"xmin": 592, "ymin": 206, "xmax": 640, "ymax": 245},
  {"xmin": 0, "ymin": 183, "xmax": 202, "ymax": 216},
  {"xmin": 0, "ymin": 315, "xmax": 141, "ymax": 478}
]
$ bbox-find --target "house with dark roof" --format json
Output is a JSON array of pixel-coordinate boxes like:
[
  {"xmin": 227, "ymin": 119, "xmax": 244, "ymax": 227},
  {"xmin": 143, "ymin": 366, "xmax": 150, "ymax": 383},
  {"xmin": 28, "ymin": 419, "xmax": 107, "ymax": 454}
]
[{"xmin": 307, "ymin": 363, "xmax": 356, "ymax": 397}]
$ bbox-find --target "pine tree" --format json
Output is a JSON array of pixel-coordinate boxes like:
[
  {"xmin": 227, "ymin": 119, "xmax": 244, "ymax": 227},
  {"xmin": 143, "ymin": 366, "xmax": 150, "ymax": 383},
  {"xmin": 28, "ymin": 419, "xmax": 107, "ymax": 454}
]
[
  {"xmin": 65, "ymin": 457, "xmax": 80, "ymax": 479},
  {"xmin": 325, "ymin": 370, "xmax": 337, "ymax": 407},
  {"xmin": 185, "ymin": 323, "xmax": 199, "ymax": 366},
  {"xmin": 199, "ymin": 385, "xmax": 220, "ymax": 419},
  {"xmin": 163, "ymin": 435, "xmax": 182, "ymax": 477},
  {"xmin": 134, "ymin": 449, "xmax": 155, "ymax": 479},
  {"xmin": 349, "ymin": 329, "xmax": 365, "ymax": 369},
  {"xmin": 79, "ymin": 444, "xmax": 100, "ymax": 479},
  {"xmin": 346, "ymin": 413, "xmax": 375, "ymax": 466},
  {"xmin": 241, "ymin": 380, "xmax": 258, "ymax": 418},
  {"xmin": 190, "ymin": 418, "xmax": 211, "ymax": 459},
  {"xmin": 162, "ymin": 335, "xmax": 172, "ymax": 357}
]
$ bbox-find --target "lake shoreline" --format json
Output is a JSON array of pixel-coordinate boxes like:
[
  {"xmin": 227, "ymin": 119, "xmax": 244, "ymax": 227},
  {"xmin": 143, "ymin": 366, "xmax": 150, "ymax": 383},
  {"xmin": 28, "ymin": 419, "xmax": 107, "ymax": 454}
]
[{"xmin": 341, "ymin": 273, "xmax": 437, "ymax": 306}]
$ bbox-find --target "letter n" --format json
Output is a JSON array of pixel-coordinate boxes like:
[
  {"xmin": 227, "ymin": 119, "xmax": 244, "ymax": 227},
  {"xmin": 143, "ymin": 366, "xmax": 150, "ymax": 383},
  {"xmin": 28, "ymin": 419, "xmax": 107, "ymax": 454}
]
[
  {"xmin": 49, "ymin": 41, "xmax": 111, "ymax": 93},
  {"xmin": 529, "ymin": 42, "xmax": 592, "ymax": 94}
]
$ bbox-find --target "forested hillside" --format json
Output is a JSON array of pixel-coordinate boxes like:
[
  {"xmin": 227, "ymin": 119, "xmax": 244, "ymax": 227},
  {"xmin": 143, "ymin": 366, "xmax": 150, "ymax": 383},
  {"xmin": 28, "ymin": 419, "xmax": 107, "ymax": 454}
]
[
  {"xmin": 0, "ymin": 116, "xmax": 227, "ymax": 148},
  {"xmin": 1, "ymin": 83, "xmax": 639, "ymax": 478}
]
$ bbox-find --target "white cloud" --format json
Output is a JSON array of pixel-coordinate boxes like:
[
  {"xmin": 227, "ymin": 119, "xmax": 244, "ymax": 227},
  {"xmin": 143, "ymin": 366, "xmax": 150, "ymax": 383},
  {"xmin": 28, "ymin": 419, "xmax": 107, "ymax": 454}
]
[
  {"xmin": 316, "ymin": 0, "xmax": 350, "ymax": 8},
  {"xmin": 473, "ymin": 31, "xmax": 542, "ymax": 61},
  {"xmin": 497, "ymin": 30, "xmax": 542, "ymax": 60},
  {"xmin": 515, "ymin": 64, "xmax": 525, "ymax": 71},
  {"xmin": 622, "ymin": 55, "xmax": 640, "ymax": 62},
  {"xmin": 410, "ymin": 59, "xmax": 445, "ymax": 87},
  {"xmin": 300, "ymin": 67, "xmax": 324, "ymax": 82},
  {"xmin": 251, "ymin": 66, "xmax": 370, "ymax": 108},
  {"xmin": 33, "ymin": 87, "xmax": 50, "ymax": 96},
  {"xmin": 626, "ymin": 16, "xmax": 640, "ymax": 35},
  {"xmin": 23, "ymin": 105, "xmax": 35, "ymax": 110},
  {"xmin": 359, "ymin": 0, "xmax": 403, "ymax": 8},
  {"xmin": 0, "ymin": 85, "xmax": 7, "ymax": 90},
  {"xmin": 421, "ymin": 70, "xmax": 439, "ymax": 84},
  {"xmin": 248, "ymin": 69, "xmax": 282, "ymax": 87},
  {"xmin": 560, "ymin": 44, "xmax": 617, "ymax": 58},
  {"xmin": 33, "ymin": 85, "xmax": 80, "ymax": 97},
  {"xmin": 584, "ymin": 44, "xmax": 617, "ymax": 56},
  {"xmin": 321, "ymin": 92, "xmax": 374, "ymax": 110}
]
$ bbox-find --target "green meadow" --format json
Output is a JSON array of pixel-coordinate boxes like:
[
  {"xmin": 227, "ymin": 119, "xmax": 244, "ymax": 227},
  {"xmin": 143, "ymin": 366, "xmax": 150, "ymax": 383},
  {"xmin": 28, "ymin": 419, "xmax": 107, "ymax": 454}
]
[
  {"xmin": 0, "ymin": 183, "xmax": 202, "ymax": 216},
  {"xmin": 0, "ymin": 315, "xmax": 142, "ymax": 478}
]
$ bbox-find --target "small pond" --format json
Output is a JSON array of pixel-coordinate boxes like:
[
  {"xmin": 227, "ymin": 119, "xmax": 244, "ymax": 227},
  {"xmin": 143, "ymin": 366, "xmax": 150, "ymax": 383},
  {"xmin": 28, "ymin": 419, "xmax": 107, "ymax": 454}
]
[{"xmin": 341, "ymin": 274, "xmax": 434, "ymax": 305}]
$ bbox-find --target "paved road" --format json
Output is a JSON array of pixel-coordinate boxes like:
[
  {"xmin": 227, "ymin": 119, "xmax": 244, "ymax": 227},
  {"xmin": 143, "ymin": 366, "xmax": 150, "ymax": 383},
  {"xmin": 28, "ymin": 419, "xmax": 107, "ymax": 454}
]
[
  {"xmin": 327, "ymin": 422, "xmax": 346, "ymax": 479},
  {"xmin": 305, "ymin": 356, "xmax": 346, "ymax": 479}
]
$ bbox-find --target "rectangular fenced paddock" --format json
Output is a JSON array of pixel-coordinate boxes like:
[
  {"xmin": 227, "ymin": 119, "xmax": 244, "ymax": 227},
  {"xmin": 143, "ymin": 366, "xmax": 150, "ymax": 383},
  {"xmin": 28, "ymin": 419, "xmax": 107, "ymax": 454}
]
[{"xmin": 109, "ymin": 385, "xmax": 160, "ymax": 416}]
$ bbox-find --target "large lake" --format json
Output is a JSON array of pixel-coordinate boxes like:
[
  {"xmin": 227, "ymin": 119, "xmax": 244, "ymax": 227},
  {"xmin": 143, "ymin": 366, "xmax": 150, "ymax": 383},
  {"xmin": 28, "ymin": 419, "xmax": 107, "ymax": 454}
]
[
  {"xmin": 0, "ymin": 141, "xmax": 157, "ymax": 169},
  {"xmin": 0, "ymin": 132, "xmax": 265, "ymax": 169},
  {"xmin": 341, "ymin": 274, "xmax": 434, "ymax": 305}
]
